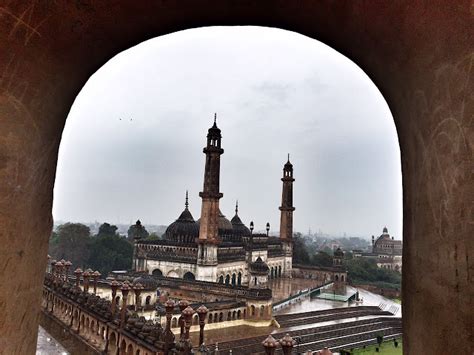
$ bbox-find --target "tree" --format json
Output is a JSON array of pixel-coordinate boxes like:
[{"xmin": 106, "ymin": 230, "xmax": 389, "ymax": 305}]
[
  {"xmin": 50, "ymin": 223, "xmax": 91, "ymax": 268},
  {"xmin": 127, "ymin": 220, "xmax": 149, "ymax": 242},
  {"xmin": 87, "ymin": 234, "xmax": 133, "ymax": 276},
  {"xmin": 97, "ymin": 222, "xmax": 118, "ymax": 237},
  {"xmin": 292, "ymin": 233, "xmax": 311, "ymax": 265},
  {"xmin": 145, "ymin": 232, "xmax": 160, "ymax": 241},
  {"xmin": 312, "ymin": 251, "xmax": 333, "ymax": 267}
]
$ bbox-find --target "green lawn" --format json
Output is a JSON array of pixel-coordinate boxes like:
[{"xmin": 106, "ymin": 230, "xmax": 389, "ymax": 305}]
[{"xmin": 348, "ymin": 340, "xmax": 403, "ymax": 354}]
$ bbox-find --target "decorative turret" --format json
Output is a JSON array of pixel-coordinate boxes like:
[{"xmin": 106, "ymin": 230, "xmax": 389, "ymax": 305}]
[
  {"xmin": 249, "ymin": 257, "xmax": 270, "ymax": 289},
  {"xmin": 333, "ymin": 247, "xmax": 344, "ymax": 267},
  {"xmin": 279, "ymin": 155, "xmax": 295, "ymax": 277}
]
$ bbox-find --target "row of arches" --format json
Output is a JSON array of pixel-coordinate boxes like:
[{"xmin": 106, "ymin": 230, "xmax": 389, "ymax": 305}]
[
  {"xmin": 217, "ymin": 272, "xmax": 242, "ymax": 286},
  {"xmin": 151, "ymin": 268, "xmax": 196, "ymax": 281},
  {"xmin": 43, "ymin": 289, "xmax": 156, "ymax": 355},
  {"xmin": 108, "ymin": 331, "xmax": 153, "ymax": 355},
  {"xmin": 249, "ymin": 304, "xmax": 271, "ymax": 319},
  {"xmin": 269, "ymin": 265, "xmax": 282, "ymax": 279},
  {"xmin": 169, "ymin": 308, "xmax": 246, "ymax": 328}
]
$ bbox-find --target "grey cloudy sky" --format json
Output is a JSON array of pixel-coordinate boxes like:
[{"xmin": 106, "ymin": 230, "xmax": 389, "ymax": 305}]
[{"xmin": 53, "ymin": 26, "xmax": 402, "ymax": 239}]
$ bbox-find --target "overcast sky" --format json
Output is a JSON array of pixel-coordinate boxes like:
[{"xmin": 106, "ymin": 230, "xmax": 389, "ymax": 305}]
[{"xmin": 53, "ymin": 26, "xmax": 402, "ymax": 239}]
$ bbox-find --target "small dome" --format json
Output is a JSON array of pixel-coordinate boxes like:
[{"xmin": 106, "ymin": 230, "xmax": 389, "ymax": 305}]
[
  {"xmin": 132, "ymin": 276, "xmax": 158, "ymax": 291},
  {"xmin": 230, "ymin": 201, "xmax": 251, "ymax": 236},
  {"xmin": 250, "ymin": 257, "xmax": 270, "ymax": 274},
  {"xmin": 231, "ymin": 214, "xmax": 251, "ymax": 236},
  {"xmin": 383, "ymin": 226, "xmax": 388, "ymax": 234}
]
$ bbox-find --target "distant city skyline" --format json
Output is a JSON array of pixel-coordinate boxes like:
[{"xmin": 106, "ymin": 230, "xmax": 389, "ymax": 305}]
[{"xmin": 53, "ymin": 26, "xmax": 403, "ymax": 239}]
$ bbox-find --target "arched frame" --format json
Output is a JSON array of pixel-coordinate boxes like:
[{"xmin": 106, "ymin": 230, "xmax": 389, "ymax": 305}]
[{"xmin": 0, "ymin": 2, "xmax": 471, "ymax": 354}]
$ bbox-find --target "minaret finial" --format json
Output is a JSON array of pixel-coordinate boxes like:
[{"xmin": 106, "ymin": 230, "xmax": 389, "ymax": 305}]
[
  {"xmin": 185, "ymin": 190, "xmax": 189, "ymax": 209},
  {"xmin": 214, "ymin": 113, "xmax": 217, "ymax": 125},
  {"xmin": 287, "ymin": 153, "xmax": 290, "ymax": 162},
  {"xmin": 235, "ymin": 200, "xmax": 239, "ymax": 215}
]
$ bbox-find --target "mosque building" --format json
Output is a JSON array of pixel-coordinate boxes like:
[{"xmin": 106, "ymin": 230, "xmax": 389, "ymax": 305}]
[
  {"xmin": 132, "ymin": 115, "xmax": 294, "ymax": 285},
  {"xmin": 353, "ymin": 227, "xmax": 403, "ymax": 272}
]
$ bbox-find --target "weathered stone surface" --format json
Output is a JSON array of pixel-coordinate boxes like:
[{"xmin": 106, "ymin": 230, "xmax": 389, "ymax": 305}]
[{"xmin": 0, "ymin": 1, "xmax": 472, "ymax": 353}]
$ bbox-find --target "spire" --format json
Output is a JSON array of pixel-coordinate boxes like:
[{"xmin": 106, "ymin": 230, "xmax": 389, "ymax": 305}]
[
  {"xmin": 214, "ymin": 113, "xmax": 217, "ymax": 126},
  {"xmin": 287, "ymin": 153, "xmax": 290, "ymax": 163},
  {"xmin": 185, "ymin": 190, "xmax": 189, "ymax": 209},
  {"xmin": 235, "ymin": 200, "xmax": 239, "ymax": 215}
]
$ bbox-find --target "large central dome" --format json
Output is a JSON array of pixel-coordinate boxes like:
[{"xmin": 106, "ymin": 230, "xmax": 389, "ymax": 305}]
[{"xmin": 196, "ymin": 209, "xmax": 238, "ymax": 241}]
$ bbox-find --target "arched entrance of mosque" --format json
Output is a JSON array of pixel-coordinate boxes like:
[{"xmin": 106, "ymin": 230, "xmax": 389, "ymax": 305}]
[
  {"xmin": 151, "ymin": 269, "xmax": 163, "ymax": 277},
  {"xmin": 0, "ymin": 3, "xmax": 471, "ymax": 354},
  {"xmin": 183, "ymin": 272, "xmax": 195, "ymax": 281}
]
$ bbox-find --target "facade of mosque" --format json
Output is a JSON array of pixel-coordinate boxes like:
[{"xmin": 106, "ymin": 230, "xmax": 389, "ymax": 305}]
[
  {"xmin": 132, "ymin": 116, "xmax": 294, "ymax": 285},
  {"xmin": 353, "ymin": 227, "xmax": 403, "ymax": 272}
]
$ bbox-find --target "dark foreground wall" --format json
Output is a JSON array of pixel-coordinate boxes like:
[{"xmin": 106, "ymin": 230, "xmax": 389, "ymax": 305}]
[{"xmin": 0, "ymin": 1, "xmax": 472, "ymax": 354}]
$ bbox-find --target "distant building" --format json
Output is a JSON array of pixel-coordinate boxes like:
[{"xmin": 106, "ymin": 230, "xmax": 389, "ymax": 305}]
[{"xmin": 353, "ymin": 227, "xmax": 402, "ymax": 272}]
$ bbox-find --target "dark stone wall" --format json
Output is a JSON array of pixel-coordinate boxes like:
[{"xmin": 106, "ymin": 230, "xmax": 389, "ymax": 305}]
[
  {"xmin": 39, "ymin": 311, "xmax": 100, "ymax": 355},
  {"xmin": 0, "ymin": 1, "xmax": 472, "ymax": 353}
]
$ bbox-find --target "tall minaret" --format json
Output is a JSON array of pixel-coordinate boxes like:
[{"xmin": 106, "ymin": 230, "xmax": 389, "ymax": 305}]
[
  {"xmin": 196, "ymin": 114, "xmax": 223, "ymax": 281},
  {"xmin": 279, "ymin": 155, "xmax": 295, "ymax": 277}
]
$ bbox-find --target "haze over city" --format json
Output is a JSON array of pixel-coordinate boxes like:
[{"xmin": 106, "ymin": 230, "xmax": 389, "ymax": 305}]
[{"xmin": 53, "ymin": 26, "xmax": 402, "ymax": 238}]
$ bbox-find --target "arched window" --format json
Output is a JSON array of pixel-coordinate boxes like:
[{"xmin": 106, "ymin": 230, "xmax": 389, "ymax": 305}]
[
  {"xmin": 218, "ymin": 275, "xmax": 224, "ymax": 283},
  {"xmin": 231, "ymin": 273, "xmax": 236, "ymax": 286},
  {"xmin": 145, "ymin": 295, "xmax": 151, "ymax": 305},
  {"xmin": 250, "ymin": 305, "xmax": 256, "ymax": 317},
  {"xmin": 237, "ymin": 272, "xmax": 242, "ymax": 285},
  {"xmin": 225, "ymin": 275, "xmax": 230, "ymax": 285}
]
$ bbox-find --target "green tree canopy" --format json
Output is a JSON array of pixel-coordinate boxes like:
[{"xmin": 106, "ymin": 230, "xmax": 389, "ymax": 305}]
[
  {"xmin": 87, "ymin": 234, "xmax": 133, "ymax": 276},
  {"xmin": 345, "ymin": 257, "xmax": 401, "ymax": 288},
  {"xmin": 292, "ymin": 233, "xmax": 311, "ymax": 265},
  {"xmin": 97, "ymin": 222, "xmax": 118, "ymax": 237},
  {"xmin": 145, "ymin": 232, "xmax": 160, "ymax": 241},
  {"xmin": 311, "ymin": 251, "xmax": 333, "ymax": 267},
  {"xmin": 50, "ymin": 223, "xmax": 91, "ymax": 268}
]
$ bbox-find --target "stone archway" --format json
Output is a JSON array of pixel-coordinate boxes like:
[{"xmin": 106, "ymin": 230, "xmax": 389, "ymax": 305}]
[
  {"xmin": 0, "ymin": 2, "xmax": 471, "ymax": 354},
  {"xmin": 151, "ymin": 268, "xmax": 163, "ymax": 277},
  {"xmin": 183, "ymin": 271, "xmax": 195, "ymax": 281}
]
